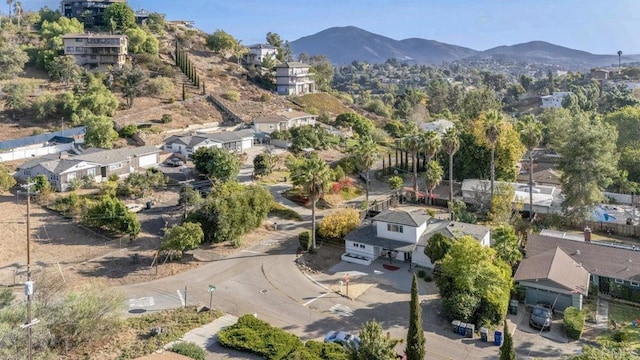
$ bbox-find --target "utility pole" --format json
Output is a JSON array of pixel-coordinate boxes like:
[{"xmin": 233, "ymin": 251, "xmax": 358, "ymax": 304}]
[{"xmin": 21, "ymin": 180, "xmax": 38, "ymax": 360}]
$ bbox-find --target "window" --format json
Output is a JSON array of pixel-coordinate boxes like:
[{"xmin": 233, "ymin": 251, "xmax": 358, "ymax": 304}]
[
  {"xmin": 109, "ymin": 162, "xmax": 123, "ymax": 170},
  {"xmin": 614, "ymin": 279, "xmax": 625, "ymax": 284},
  {"xmin": 75, "ymin": 38, "xmax": 83, "ymax": 42},
  {"xmin": 76, "ymin": 47, "xmax": 83, "ymax": 52},
  {"xmin": 360, "ymin": 244, "xmax": 365, "ymax": 248},
  {"xmin": 87, "ymin": 168, "xmax": 95, "ymax": 177},
  {"xmin": 66, "ymin": 46, "xmax": 74, "ymax": 52},
  {"xmin": 387, "ymin": 224, "xmax": 404, "ymax": 233},
  {"xmin": 631, "ymin": 281, "xmax": 639, "ymax": 287}
]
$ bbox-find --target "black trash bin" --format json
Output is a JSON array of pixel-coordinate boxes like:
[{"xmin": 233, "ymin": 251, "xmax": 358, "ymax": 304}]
[
  {"xmin": 480, "ymin": 327, "xmax": 488, "ymax": 342},
  {"xmin": 465, "ymin": 324, "xmax": 475, "ymax": 338},
  {"xmin": 451, "ymin": 320, "xmax": 460, "ymax": 334}
]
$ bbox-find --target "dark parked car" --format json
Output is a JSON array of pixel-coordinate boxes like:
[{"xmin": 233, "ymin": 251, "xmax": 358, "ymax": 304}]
[{"xmin": 529, "ymin": 302, "xmax": 553, "ymax": 331}]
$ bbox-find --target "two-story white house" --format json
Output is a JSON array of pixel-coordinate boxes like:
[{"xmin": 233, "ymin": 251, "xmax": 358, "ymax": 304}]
[
  {"xmin": 244, "ymin": 44, "xmax": 278, "ymax": 67},
  {"xmin": 275, "ymin": 62, "xmax": 316, "ymax": 96},
  {"xmin": 343, "ymin": 209, "xmax": 490, "ymax": 267}
]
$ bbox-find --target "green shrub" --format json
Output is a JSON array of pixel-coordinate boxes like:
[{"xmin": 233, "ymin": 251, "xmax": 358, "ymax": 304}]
[
  {"xmin": 108, "ymin": 174, "xmax": 120, "ymax": 182},
  {"xmin": 286, "ymin": 340, "xmax": 348, "ymax": 360},
  {"xmin": 161, "ymin": 114, "xmax": 173, "ymax": 123},
  {"xmin": 563, "ymin": 306, "xmax": 585, "ymax": 340},
  {"xmin": 260, "ymin": 93, "xmax": 271, "ymax": 102},
  {"xmin": 299, "ymin": 231, "xmax": 311, "ymax": 251},
  {"xmin": 416, "ymin": 269, "xmax": 426, "ymax": 278},
  {"xmin": 223, "ymin": 90, "xmax": 240, "ymax": 102},
  {"xmin": 217, "ymin": 314, "xmax": 302, "ymax": 360},
  {"xmin": 612, "ymin": 330, "xmax": 631, "ymax": 343},
  {"xmin": 170, "ymin": 341, "xmax": 206, "ymax": 360},
  {"xmin": 269, "ymin": 203, "xmax": 303, "ymax": 221},
  {"xmin": 119, "ymin": 124, "xmax": 139, "ymax": 138}
]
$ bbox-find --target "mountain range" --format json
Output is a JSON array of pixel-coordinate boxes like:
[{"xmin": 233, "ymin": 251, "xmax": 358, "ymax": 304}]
[{"xmin": 290, "ymin": 26, "xmax": 640, "ymax": 70}]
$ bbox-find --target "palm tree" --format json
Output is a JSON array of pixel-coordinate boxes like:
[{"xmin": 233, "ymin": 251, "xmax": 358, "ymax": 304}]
[
  {"xmin": 421, "ymin": 129, "xmax": 441, "ymax": 167},
  {"xmin": 289, "ymin": 153, "xmax": 332, "ymax": 250},
  {"xmin": 483, "ymin": 110, "xmax": 504, "ymax": 200},
  {"xmin": 442, "ymin": 127, "xmax": 460, "ymax": 204},
  {"xmin": 618, "ymin": 50, "xmax": 623, "ymax": 71},
  {"xmin": 517, "ymin": 114, "xmax": 544, "ymax": 222},
  {"xmin": 351, "ymin": 135, "xmax": 379, "ymax": 204},
  {"xmin": 401, "ymin": 130, "xmax": 424, "ymax": 201},
  {"xmin": 6, "ymin": 0, "xmax": 11, "ymax": 19},
  {"xmin": 13, "ymin": 1, "xmax": 21, "ymax": 28},
  {"xmin": 424, "ymin": 160, "xmax": 443, "ymax": 205}
]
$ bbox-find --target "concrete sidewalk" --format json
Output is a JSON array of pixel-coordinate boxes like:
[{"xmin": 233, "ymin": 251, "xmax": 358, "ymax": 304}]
[{"xmin": 164, "ymin": 314, "xmax": 238, "ymax": 350}]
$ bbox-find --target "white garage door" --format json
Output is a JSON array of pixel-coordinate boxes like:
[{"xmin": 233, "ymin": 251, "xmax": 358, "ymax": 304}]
[
  {"xmin": 241, "ymin": 138, "xmax": 253, "ymax": 151},
  {"xmin": 138, "ymin": 154, "xmax": 157, "ymax": 168}
]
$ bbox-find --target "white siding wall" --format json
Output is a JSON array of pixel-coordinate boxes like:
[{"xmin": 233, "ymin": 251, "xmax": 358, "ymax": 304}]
[
  {"xmin": 375, "ymin": 221, "xmax": 419, "ymax": 243},
  {"xmin": 412, "ymin": 246, "xmax": 435, "ymax": 268},
  {"xmin": 345, "ymin": 240, "xmax": 376, "ymax": 258}
]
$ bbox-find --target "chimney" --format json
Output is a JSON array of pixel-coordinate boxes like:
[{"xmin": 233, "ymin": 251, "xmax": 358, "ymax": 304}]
[{"xmin": 584, "ymin": 227, "xmax": 591, "ymax": 242}]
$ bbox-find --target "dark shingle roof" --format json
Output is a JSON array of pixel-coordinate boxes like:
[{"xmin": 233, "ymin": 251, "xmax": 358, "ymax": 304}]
[
  {"xmin": 373, "ymin": 210, "xmax": 430, "ymax": 227},
  {"xmin": 417, "ymin": 220, "xmax": 490, "ymax": 246},
  {"xmin": 527, "ymin": 234, "xmax": 640, "ymax": 282},
  {"xmin": 0, "ymin": 127, "xmax": 85, "ymax": 150},
  {"xmin": 514, "ymin": 247, "xmax": 590, "ymax": 294},
  {"xmin": 275, "ymin": 62, "xmax": 310, "ymax": 68},
  {"xmin": 345, "ymin": 225, "xmax": 416, "ymax": 252},
  {"xmin": 165, "ymin": 130, "xmax": 255, "ymax": 147}
]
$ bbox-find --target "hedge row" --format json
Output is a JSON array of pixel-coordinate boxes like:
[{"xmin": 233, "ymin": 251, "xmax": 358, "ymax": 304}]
[
  {"xmin": 563, "ymin": 306, "xmax": 585, "ymax": 340},
  {"xmin": 217, "ymin": 314, "xmax": 347, "ymax": 360}
]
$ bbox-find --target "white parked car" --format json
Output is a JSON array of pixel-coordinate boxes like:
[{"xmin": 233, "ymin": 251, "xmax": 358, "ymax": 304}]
[
  {"xmin": 125, "ymin": 203, "xmax": 144, "ymax": 213},
  {"xmin": 324, "ymin": 330, "xmax": 360, "ymax": 349}
]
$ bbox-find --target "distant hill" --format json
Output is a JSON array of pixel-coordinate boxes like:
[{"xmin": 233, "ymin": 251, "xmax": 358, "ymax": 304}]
[
  {"xmin": 290, "ymin": 26, "xmax": 477, "ymax": 65},
  {"xmin": 291, "ymin": 26, "xmax": 640, "ymax": 70}
]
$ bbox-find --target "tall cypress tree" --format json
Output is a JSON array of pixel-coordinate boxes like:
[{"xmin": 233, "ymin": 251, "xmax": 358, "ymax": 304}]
[
  {"xmin": 406, "ymin": 274, "xmax": 425, "ymax": 360},
  {"xmin": 202, "ymin": 81, "xmax": 206, "ymax": 95},
  {"xmin": 499, "ymin": 320, "xmax": 516, "ymax": 360},
  {"xmin": 182, "ymin": 83, "xmax": 186, "ymax": 101}
]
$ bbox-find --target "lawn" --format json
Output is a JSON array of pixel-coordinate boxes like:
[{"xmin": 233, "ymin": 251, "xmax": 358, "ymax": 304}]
[
  {"xmin": 256, "ymin": 170, "xmax": 290, "ymax": 185},
  {"xmin": 599, "ymin": 302, "xmax": 640, "ymax": 350}
]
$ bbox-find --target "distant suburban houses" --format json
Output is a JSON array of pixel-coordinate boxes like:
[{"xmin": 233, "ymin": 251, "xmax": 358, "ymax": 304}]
[
  {"xmin": 163, "ymin": 129, "xmax": 255, "ymax": 158},
  {"xmin": 244, "ymin": 44, "xmax": 278, "ymax": 67},
  {"xmin": 540, "ymin": 91, "xmax": 570, "ymax": 108},
  {"xmin": 16, "ymin": 145, "xmax": 161, "ymax": 191},
  {"xmin": 343, "ymin": 209, "xmax": 490, "ymax": 268},
  {"xmin": 461, "ymin": 179, "xmax": 563, "ymax": 215}
]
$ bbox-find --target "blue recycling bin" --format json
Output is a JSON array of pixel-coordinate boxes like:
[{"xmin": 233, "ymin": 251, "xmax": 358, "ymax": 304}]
[
  {"xmin": 494, "ymin": 331, "xmax": 503, "ymax": 346},
  {"xmin": 458, "ymin": 322, "xmax": 467, "ymax": 336}
]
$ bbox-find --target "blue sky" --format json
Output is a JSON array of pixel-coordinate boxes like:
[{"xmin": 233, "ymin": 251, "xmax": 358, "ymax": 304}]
[{"xmin": 25, "ymin": 0, "xmax": 640, "ymax": 54}]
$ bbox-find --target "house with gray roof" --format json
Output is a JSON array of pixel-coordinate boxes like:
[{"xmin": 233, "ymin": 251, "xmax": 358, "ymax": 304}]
[
  {"xmin": 16, "ymin": 145, "xmax": 160, "ymax": 191},
  {"xmin": 0, "ymin": 127, "xmax": 85, "ymax": 162},
  {"xmin": 521, "ymin": 233, "xmax": 640, "ymax": 305},
  {"xmin": 253, "ymin": 110, "xmax": 317, "ymax": 135},
  {"xmin": 514, "ymin": 247, "xmax": 589, "ymax": 311},
  {"xmin": 343, "ymin": 209, "xmax": 490, "ymax": 267},
  {"xmin": 275, "ymin": 62, "xmax": 315, "ymax": 95},
  {"xmin": 163, "ymin": 129, "xmax": 255, "ymax": 158},
  {"xmin": 244, "ymin": 43, "xmax": 278, "ymax": 67}
]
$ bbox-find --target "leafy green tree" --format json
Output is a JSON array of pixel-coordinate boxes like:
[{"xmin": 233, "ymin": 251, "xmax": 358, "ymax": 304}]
[
  {"xmin": 350, "ymin": 321, "xmax": 400, "ymax": 360},
  {"xmin": 38, "ymin": 16, "xmax": 84, "ymax": 69},
  {"xmin": 48, "ymin": 55, "xmax": 81, "ymax": 86},
  {"xmin": 318, "ymin": 208, "xmax": 361, "ymax": 241},
  {"xmin": 265, "ymin": 31, "xmax": 282, "ymax": 47},
  {"xmin": 551, "ymin": 112, "xmax": 619, "ymax": 220},
  {"xmin": 31, "ymin": 174, "xmax": 52, "ymax": 193},
  {"xmin": 83, "ymin": 195, "xmax": 140, "ymax": 238},
  {"xmin": 499, "ymin": 320, "xmax": 516, "ymax": 360},
  {"xmin": 388, "ymin": 175, "xmax": 403, "ymax": 198},
  {"xmin": 442, "ymin": 127, "xmax": 460, "ymax": 204},
  {"xmin": 309, "ymin": 55, "xmax": 334, "ymax": 91},
  {"xmin": 437, "ymin": 236, "xmax": 511, "ymax": 326},
  {"xmin": 289, "ymin": 125, "xmax": 330, "ymax": 151},
  {"xmin": 424, "ymin": 233, "xmax": 452, "ymax": 264},
  {"xmin": 604, "ymin": 106, "xmax": 640, "ymax": 150},
  {"xmin": 350, "ymin": 135, "xmax": 379, "ymax": 203},
  {"xmin": 406, "ymin": 274, "xmax": 425, "ymax": 360},
  {"xmin": 289, "ymin": 153, "xmax": 332, "ymax": 249},
  {"xmin": 253, "ymin": 149, "xmax": 278, "ymax": 176},
  {"xmin": 517, "ymin": 114, "xmax": 544, "ymax": 221},
  {"xmin": 192, "ymin": 146, "xmax": 241, "ymax": 182},
  {"xmin": 0, "ymin": 40, "xmax": 27, "ymax": 79},
  {"xmin": 72, "ymin": 72, "xmax": 119, "ymax": 124},
  {"xmin": 118, "ymin": 168, "xmax": 167, "ymax": 197},
  {"xmin": 568, "ymin": 345, "xmax": 638, "ymax": 360},
  {"xmin": 460, "ymin": 86, "xmax": 500, "ymax": 121},
  {"xmin": 2, "ymin": 81, "xmax": 32, "ymax": 119},
  {"xmin": 190, "ymin": 182, "xmax": 273, "ymax": 245},
  {"xmin": 402, "ymin": 130, "xmax": 423, "ymax": 200},
  {"xmin": 103, "ymin": 2, "xmax": 135, "ymax": 32},
  {"xmin": 84, "ymin": 115, "xmax": 118, "ymax": 149},
  {"xmin": 488, "ymin": 183, "xmax": 515, "ymax": 225},
  {"xmin": 161, "ymin": 222, "xmax": 204, "ymax": 257},
  {"xmin": 0, "ymin": 165, "xmax": 17, "ymax": 192},
  {"xmin": 111, "ymin": 64, "xmax": 146, "ymax": 108},
  {"xmin": 335, "ymin": 112, "xmax": 374, "ymax": 137},
  {"xmin": 421, "ymin": 130, "xmax": 441, "ymax": 166},
  {"xmin": 125, "ymin": 26, "xmax": 152, "ymax": 54},
  {"xmin": 424, "ymin": 160, "xmax": 443, "ymax": 205},
  {"xmin": 600, "ymin": 83, "xmax": 639, "ymax": 113},
  {"xmin": 491, "ymin": 225, "xmax": 522, "ymax": 267},
  {"xmin": 206, "ymin": 29, "xmax": 237, "ymax": 56}
]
